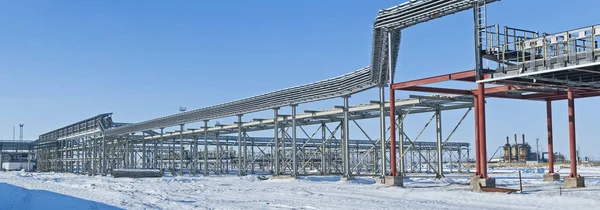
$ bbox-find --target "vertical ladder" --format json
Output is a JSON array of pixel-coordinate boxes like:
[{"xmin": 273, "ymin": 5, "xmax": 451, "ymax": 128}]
[
  {"xmin": 474, "ymin": 0, "xmax": 488, "ymax": 77},
  {"xmin": 477, "ymin": 1, "xmax": 488, "ymax": 52}
]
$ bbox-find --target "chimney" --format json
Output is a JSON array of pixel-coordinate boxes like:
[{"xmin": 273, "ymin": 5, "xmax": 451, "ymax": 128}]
[
  {"xmin": 522, "ymin": 134, "xmax": 525, "ymax": 145},
  {"xmin": 19, "ymin": 124, "xmax": 24, "ymax": 141}
]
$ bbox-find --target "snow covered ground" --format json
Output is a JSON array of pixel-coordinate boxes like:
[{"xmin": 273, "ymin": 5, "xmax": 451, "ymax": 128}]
[{"xmin": 0, "ymin": 166, "xmax": 599, "ymax": 210}]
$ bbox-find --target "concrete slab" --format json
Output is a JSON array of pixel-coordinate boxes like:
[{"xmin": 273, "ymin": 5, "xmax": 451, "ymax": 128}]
[
  {"xmin": 543, "ymin": 173, "xmax": 560, "ymax": 182},
  {"xmin": 564, "ymin": 177, "xmax": 585, "ymax": 188},
  {"xmin": 377, "ymin": 176, "xmax": 403, "ymax": 186}
]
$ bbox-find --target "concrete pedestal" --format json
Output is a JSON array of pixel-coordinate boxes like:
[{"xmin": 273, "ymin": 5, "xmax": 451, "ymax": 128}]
[
  {"xmin": 340, "ymin": 176, "xmax": 355, "ymax": 181},
  {"xmin": 470, "ymin": 176, "xmax": 496, "ymax": 191},
  {"xmin": 543, "ymin": 173, "xmax": 560, "ymax": 182},
  {"xmin": 377, "ymin": 176, "xmax": 403, "ymax": 186},
  {"xmin": 564, "ymin": 177, "xmax": 585, "ymax": 188}
]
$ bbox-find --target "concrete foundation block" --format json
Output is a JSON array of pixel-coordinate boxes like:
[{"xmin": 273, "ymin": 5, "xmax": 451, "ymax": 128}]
[
  {"xmin": 340, "ymin": 176, "xmax": 356, "ymax": 181},
  {"xmin": 269, "ymin": 175, "xmax": 297, "ymax": 180},
  {"xmin": 470, "ymin": 176, "xmax": 496, "ymax": 191},
  {"xmin": 111, "ymin": 169, "xmax": 163, "ymax": 178},
  {"xmin": 564, "ymin": 177, "xmax": 585, "ymax": 188},
  {"xmin": 378, "ymin": 176, "xmax": 403, "ymax": 186},
  {"xmin": 543, "ymin": 173, "xmax": 560, "ymax": 182}
]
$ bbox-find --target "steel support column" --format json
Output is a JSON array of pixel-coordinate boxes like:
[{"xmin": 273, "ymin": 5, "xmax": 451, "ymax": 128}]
[
  {"xmin": 321, "ymin": 122, "xmax": 326, "ymax": 175},
  {"xmin": 389, "ymin": 91, "xmax": 397, "ymax": 177},
  {"xmin": 204, "ymin": 120, "xmax": 209, "ymax": 176},
  {"xmin": 237, "ymin": 115, "xmax": 243, "ymax": 176},
  {"xmin": 546, "ymin": 100, "xmax": 555, "ymax": 174},
  {"xmin": 477, "ymin": 83, "xmax": 488, "ymax": 178},
  {"xmin": 342, "ymin": 96, "xmax": 351, "ymax": 178},
  {"xmin": 291, "ymin": 105, "xmax": 298, "ymax": 176},
  {"xmin": 159, "ymin": 128, "xmax": 164, "ymax": 171},
  {"xmin": 379, "ymin": 86, "xmax": 387, "ymax": 177},
  {"xmin": 398, "ymin": 110, "xmax": 405, "ymax": 176},
  {"xmin": 435, "ymin": 107, "xmax": 444, "ymax": 178},
  {"xmin": 179, "ymin": 124, "xmax": 184, "ymax": 176},
  {"xmin": 273, "ymin": 108, "xmax": 280, "ymax": 176},
  {"xmin": 567, "ymin": 89, "xmax": 578, "ymax": 178}
]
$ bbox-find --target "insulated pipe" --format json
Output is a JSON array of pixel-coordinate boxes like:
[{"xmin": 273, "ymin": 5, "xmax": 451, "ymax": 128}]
[
  {"xmin": 546, "ymin": 100, "xmax": 555, "ymax": 174},
  {"xmin": 567, "ymin": 90, "xmax": 578, "ymax": 177},
  {"xmin": 477, "ymin": 83, "xmax": 488, "ymax": 178},
  {"xmin": 474, "ymin": 95, "xmax": 480, "ymax": 175}
]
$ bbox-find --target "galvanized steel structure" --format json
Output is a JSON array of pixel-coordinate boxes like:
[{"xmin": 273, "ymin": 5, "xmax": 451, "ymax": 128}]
[{"xmin": 34, "ymin": 0, "xmax": 536, "ymax": 184}]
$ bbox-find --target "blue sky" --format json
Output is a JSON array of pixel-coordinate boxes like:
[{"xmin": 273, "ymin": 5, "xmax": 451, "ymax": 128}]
[{"xmin": 1, "ymin": 0, "xmax": 599, "ymax": 159}]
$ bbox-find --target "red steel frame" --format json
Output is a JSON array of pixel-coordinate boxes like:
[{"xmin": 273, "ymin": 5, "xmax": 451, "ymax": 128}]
[
  {"xmin": 546, "ymin": 100, "xmax": 555, "ymax": 174},
  {"xmin": 389, "ymin": 69, "xmax": 596, "ymax": 179},
  {"xmin": 389, "ymin": 88, "xmax": 398, "ymax": 177}
]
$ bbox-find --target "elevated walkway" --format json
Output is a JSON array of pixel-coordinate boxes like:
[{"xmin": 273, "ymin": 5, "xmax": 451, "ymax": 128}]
[{"xmin": 479, "ymin": 24, "xmax": 600, "ymax": 88}]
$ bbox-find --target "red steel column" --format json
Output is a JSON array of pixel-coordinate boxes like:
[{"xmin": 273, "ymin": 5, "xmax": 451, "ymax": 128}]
[
  {"xmin": 546, "ymin": 100, "xmax": 555, "ymax": 174},
  {"xmin": 474, "ymin": 95, "xmax": 480, "ymax": 175},
  {"xmin": 389, "ymin": 89, "xmax": 397, "ymax": 177},
  {"xmin": 567, "ymin": 89, "xmax": 578, "ymax": 177},
  {"xmin": 478, "ymin": 83, "xmax": 488, "ymax": 178}
]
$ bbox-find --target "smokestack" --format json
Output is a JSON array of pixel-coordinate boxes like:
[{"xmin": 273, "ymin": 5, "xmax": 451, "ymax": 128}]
[
  {"xmin": 506, "ymin": 136, "xmax": 509, "ymax": 145},
  {"xmin": 522, "ymin": 134, "xmax": 525, "ymax": 145},
  {"xmin": 19, "ymin": 124, "xmax": 24, "ymax": 141},
  {"xmin": 514, "ymin": 134, "xmax": 519, "ymax": 161}
]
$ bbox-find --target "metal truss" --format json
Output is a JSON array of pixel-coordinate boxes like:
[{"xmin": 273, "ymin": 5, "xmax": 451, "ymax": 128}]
[{"xmin": 34, "ymin": 94, "xmax": 473, "ymax": 177}]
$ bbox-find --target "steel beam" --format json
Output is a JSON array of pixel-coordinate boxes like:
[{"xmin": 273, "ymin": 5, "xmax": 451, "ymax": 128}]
[{"xmin": 391, "ymin": 70, "xmax": 475, "ymax": 89}]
